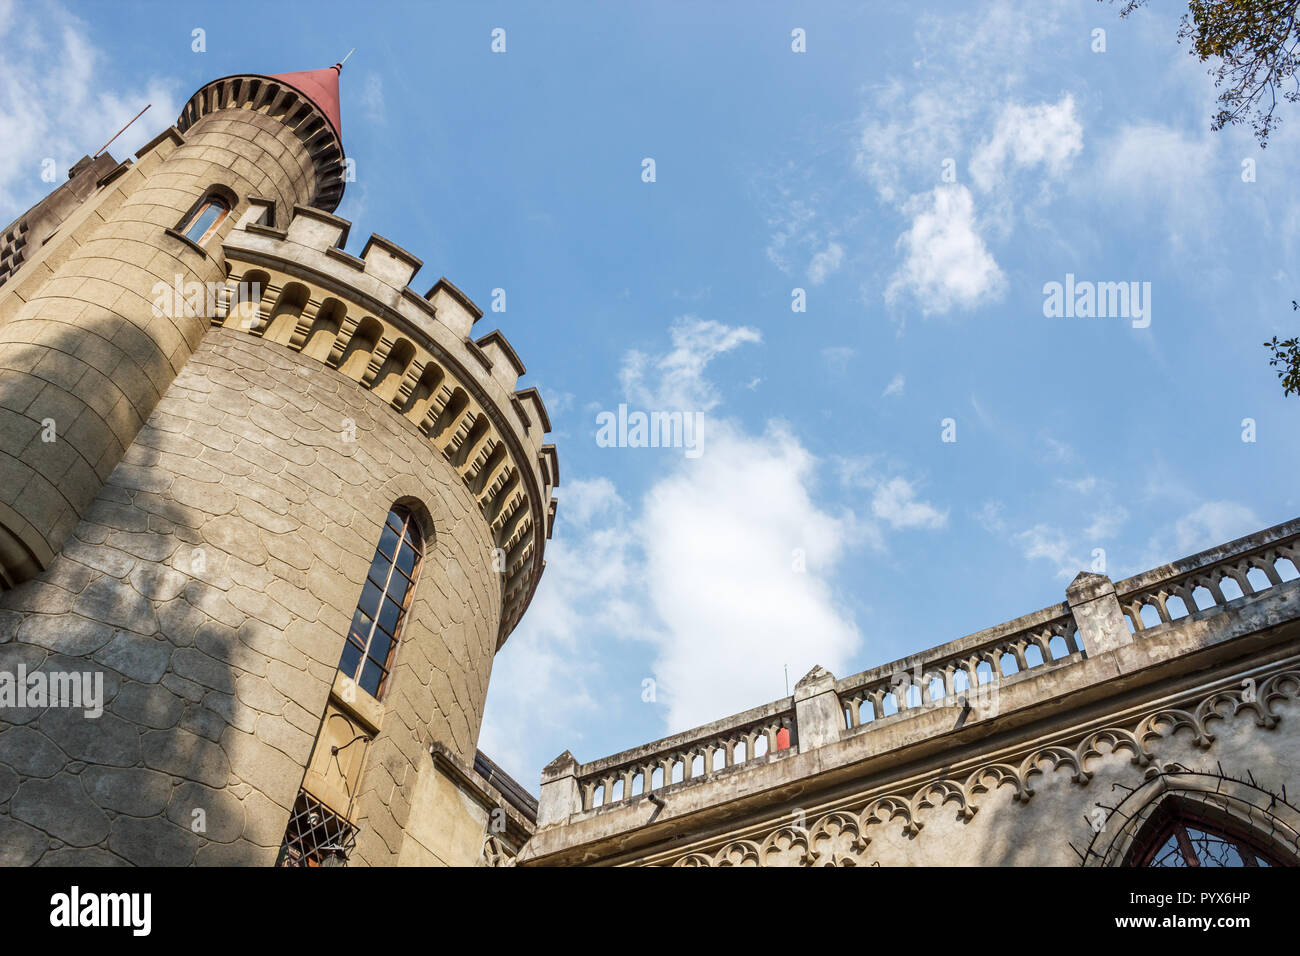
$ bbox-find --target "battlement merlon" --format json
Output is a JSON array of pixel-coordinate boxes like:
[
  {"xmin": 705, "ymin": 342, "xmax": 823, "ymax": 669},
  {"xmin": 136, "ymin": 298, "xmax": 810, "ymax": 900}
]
[{"xmin": 220, "ymin": 204, "xmax": 558, "ymax": 647}]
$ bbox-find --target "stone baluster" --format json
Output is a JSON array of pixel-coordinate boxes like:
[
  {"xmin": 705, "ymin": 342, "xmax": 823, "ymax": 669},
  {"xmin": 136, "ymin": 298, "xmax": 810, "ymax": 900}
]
[{"xmin": 845, "ymin": 694, "xmax": 862, "ymax": 729}]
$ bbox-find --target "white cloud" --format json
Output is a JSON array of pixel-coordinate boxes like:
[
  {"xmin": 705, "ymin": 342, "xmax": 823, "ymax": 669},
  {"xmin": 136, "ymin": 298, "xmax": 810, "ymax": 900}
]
[
  {"xmin": 821, "ymin": 345, "xmax": 856, "ymax": 370},
  {"xmin": 478, "ymin": 477, "xmax": 646, "ymax": 778},
  {"xmin": 870, "ymin": 477, "xmax": 948, "ymax": 530},
  {"xmin": 1096, "ymin": 122, "xmax": 1216, "ymax": 245},
  {"xmin": 976, "ymin": 499, "xmax": 1007, "ymax": 534},
  {"xmin": 1016, "ymin": 523, "xmax": 1083, "ymax": 579},
  {"xmin": 882, "ymin": 373, "xmax": 905, "ymax": 398},
  {"xmin": 970, "ymin": 95, "xmax": 1084, "ymax": 192},
  {"xmin": 886, "ymin": 185, "xmax": 1006, "ymax": 314},
  {"xmin": 853, "ymin": 2, "xmax": 1081, "ymax": 317},
  {"xmin": 358, "ymin": 73, "xmax": 386, "ymax": 124},
  {"xmin": 0, "ymin": 1, "xmax": 180, "ymax": 222},
  {"xmin": 1043, "ymin": 436, "xmax": 1075, "ymax": 463},
  {"xmin": 1057, "ymin": 476, "xmax": 1098, "ymax": 494},
  {"xmin": 835, "ymin": 456, "xmax": 947, "ymax": 544},
  {"xmin": 763, "ymin": 190, "xmax": 817, "ymax": 273},
  {"xmin": 1125, "ymin": 500, "xmax": 1263, "ymax": 579},
  {"xmin": 856, "ymin": 80, "xmax": 972, "ymax": 205},
  {"xmin": 1100, "ymin": 123, "xmax": 1213, "ymax": 199},
  {"xmin": 643, "ymin": 421, "xmax": 862, "ymax": 730},
  {"xmin": 1170, "ymin": 501, "xmax": 1259, "ymax": 556},
  {"xmin": 488, "ymin": 318, "xmax": 873, "ymax": 766},
  {"xmin": 1085, "ymin": 504, "xmax": 1128, "ymax": 540},
  {"xmin": 620, "ymin": 316, "xmax": 761, "ymax": 411},
  {"xmin": 807, "ymin": 241, "xmax": 844, "ymax": 285}
]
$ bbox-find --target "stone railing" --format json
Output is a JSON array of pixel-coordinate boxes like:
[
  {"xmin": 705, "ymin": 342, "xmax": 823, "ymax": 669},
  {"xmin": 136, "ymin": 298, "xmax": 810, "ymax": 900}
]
[
  {"xmin": 534, "ymin": 517, "xmax": 1300, "ymax": 829},
  {"xmin": 836, "ymin": 610, "xmax": 1080, "ymax": 731},
  {"xmin": 1113, "ymin": 519, "xmax": 1300, "ymax": 634},
  {"xmin": 537, "ymin": 700, "xmax": 796, "ymax": 824}
]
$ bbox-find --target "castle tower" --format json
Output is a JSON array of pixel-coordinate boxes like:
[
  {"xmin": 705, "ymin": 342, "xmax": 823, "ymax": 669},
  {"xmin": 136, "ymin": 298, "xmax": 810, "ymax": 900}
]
[
  {"xmin": 0, "ymin": 67, "xmax": 347, "ymax": 587},
  {"xmin": 0, "ymin": 66, "xmax": 556, "ymax": 866}
]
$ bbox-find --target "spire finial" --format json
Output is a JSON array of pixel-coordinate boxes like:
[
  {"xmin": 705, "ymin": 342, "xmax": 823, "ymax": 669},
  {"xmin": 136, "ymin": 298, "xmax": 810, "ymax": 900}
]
[{"xmin": 338, "ymin": 48, "xmax": 355, "ymax": 71}]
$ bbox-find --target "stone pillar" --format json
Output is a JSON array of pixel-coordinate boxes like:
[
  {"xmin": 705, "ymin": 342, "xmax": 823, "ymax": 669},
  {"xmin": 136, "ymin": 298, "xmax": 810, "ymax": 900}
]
[
  {"xmin": 1067, "ymin": 572, "xmax": 1133, "ymax": 656},
  {"xmin": 793, "ymin": 665, "xmax": 844, "ymax": 752},
  {"xmin": 537, "ymin": 751, "xmax": 581, "ymax": 826}
]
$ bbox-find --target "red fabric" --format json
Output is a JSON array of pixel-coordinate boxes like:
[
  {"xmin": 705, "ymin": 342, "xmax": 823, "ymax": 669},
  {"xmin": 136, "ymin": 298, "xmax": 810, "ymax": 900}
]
[
  {"xmin": 776, "ymin": 727, "xmax": 791, "ymax": 751},
  {"xmin": 270, "ymin": 64, "xmax": 343, "ymax": 141}
]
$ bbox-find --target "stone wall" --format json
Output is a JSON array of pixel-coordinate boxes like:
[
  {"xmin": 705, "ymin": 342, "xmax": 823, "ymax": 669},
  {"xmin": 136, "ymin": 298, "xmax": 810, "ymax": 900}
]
[
  {"xmin": 521, "ymin": 523, "xmax": 1300, "ymax": 866},
  {"xmin": 0, "ymin": 103, "xmax": 321, "ymax": 587},
  {"xmin": 0, "ymin": 327, "xmax": 502, "ymax": 865}
]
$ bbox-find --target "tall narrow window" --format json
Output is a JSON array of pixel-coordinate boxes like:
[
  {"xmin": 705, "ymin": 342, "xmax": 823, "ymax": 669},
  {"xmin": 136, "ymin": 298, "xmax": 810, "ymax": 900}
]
[
  {"xmin": 338, "ymin": 506, "xmax": 424, "ymax": 699},
  {"xmin": 179, "ymin": 196, "xmax": 230, "ymax": 245}
]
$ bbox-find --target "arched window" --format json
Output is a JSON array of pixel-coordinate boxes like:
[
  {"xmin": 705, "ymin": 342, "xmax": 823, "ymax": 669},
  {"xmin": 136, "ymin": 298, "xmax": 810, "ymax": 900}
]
[
  {"xmin": 1130, "ymin": 802, "xmax": 1285, "ymax": 867},
  {"xmin": 337, "ymin": 506, "xmax": 424, "ymax": 699},
  {"xmin": 179, "ymin": 195, "xmax": 231, "ymax": 245}
]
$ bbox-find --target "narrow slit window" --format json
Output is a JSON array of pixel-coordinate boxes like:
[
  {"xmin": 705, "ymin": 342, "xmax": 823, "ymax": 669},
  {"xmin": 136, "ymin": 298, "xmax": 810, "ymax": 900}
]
[
  {"xmin": 338, "ymin": 506, "xmax": 424, "ymax": 699},
  {"xmin": 180, "ymin": 196, "xmax": 230, "ymax": 245}
]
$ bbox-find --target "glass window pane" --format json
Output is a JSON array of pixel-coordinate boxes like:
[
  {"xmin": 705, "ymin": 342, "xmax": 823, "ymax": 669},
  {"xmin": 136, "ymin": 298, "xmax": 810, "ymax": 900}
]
[
  {"xmin": 1185, "ymin": 827, "xmax": 1246, "ymax": 867},
  {"xmin": 184, "ymin": 202, "xmax": 222, "ymax": 243},
  {"xmin": 377, "ymin": 523, "xmax": 400, "ymax": 559},
  {"xmin": 387, "ymin": 571, "xmax": 411, "ymax": 605},
  {"xmin": 1149, "ymin": 832, "xmax": 1188, "ymax": 867},
  {"xmin": 337, "ymin": 640, "xmax": 362, "ymax": 680},
  {"xmin": 347, "ymin": 606, "xmax": 373, "ymax": 644},
  {"xmin": 377, "ymin": 596, "xmax": 402, "ymax": 637},
  {"xmin": 365, "ymin": 551, "xmax": 390, "ymax": 588},
  {"xmin": 358, "ymin": 580, "xmax": 383, "ymax": 617},
  {"xmin": 395, "ymin": 541, "xmax": 417, "ymax": 578},
  {"xmin": 359, "ymin": 659, "xmax": 384, "ymax": 697},
  {"xmin": 368, "ymin": 628, "xmax": 393, "ymax": 666},
  {"xmin": 337, "ymin": 505, "xmax": 426, "ymax": 701}
]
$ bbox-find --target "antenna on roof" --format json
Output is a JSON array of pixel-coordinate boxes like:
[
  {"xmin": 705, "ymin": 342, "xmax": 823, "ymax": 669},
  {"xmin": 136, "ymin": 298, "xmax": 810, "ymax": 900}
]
[{"xmin": 93, "ymin": 104, "xmax": 151, "ymax": 158}]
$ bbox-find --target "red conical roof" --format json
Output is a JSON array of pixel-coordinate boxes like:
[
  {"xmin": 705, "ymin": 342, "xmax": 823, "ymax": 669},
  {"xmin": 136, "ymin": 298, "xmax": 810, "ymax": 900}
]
[{"xmin": 270, "ymin": 63, "xmax": 343, "ymax": 141}]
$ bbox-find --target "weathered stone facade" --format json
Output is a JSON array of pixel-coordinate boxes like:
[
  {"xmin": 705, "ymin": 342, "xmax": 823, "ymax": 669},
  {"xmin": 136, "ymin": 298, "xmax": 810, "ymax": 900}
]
[
  {"xmin": 4, "ymin": 59, "xmax": 1296, "ymax": 872},
  {"xmin": 0, "ymin": 76, "xmax": 339, "ymax": 587},
  {"xmin": 520, "ymin": 521, "xmax": 1300, "ymax": 867},
  {"xmin": 0, "ymin": 66, "xmax": 552, "ymax": 867}
]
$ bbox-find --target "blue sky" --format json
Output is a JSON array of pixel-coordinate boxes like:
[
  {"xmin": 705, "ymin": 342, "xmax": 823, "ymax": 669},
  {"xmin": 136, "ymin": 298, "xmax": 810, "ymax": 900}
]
[{"xmin": 3, "ymin": 0, "xmax": 1298, "ymax": 788}]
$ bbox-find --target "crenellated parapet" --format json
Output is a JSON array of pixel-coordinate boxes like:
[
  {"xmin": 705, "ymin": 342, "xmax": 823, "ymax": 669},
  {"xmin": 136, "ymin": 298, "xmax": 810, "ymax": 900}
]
[
  {"xmin": 177, "ymin": 73, "xmax": 347, "ymax": 212},
  {"xmin": 215, "ymin": 202, "xmax": 557, "ymax": 647}
]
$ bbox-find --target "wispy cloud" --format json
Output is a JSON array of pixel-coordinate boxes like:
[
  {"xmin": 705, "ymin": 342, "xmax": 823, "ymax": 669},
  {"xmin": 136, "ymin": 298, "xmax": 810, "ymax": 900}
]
[
  {"xmin": 807, "ymin": 240, "xmax": 845, "ymax": 285},
  {"xmin": 0, "ymin": 0, "xmax": 179, "ymax": 221},
  {"xmin": 620, "ymin": 316, "xmax": 761, "ymax": 411},
  {"xmin": 358, "ymin": 73, "xmax": 386, "ymax": 124}
]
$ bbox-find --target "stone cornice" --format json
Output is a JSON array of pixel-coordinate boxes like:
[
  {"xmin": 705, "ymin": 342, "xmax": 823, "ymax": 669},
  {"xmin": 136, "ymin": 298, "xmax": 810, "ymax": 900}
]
[
  {"xmin": 219, "ymin": 207, "xmax": 556, "ymax": 647},
  {"xmin": 520, "ymin": 564, "xmax": 1300, "ymax": 864}
]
